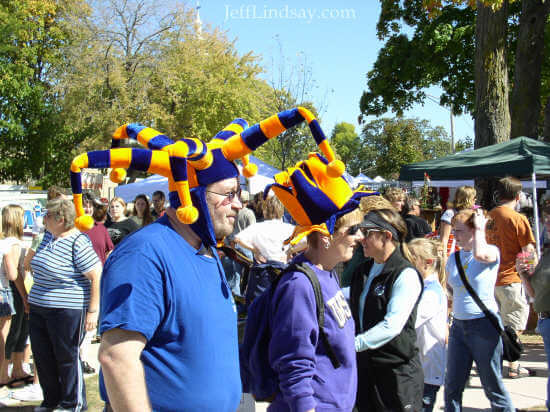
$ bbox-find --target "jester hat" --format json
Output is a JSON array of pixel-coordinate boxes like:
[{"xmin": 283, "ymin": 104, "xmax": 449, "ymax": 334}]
[
  {"xmin": 70, "ymin": 137, "xmax": 212, "ymax": 232},
  {"xmin": 70, "ymin": 107, "xmax": 342, "ymax": 246},
  {"xmin": 266, "ymin": 153, "xmax": 378, "ymax": 245}
]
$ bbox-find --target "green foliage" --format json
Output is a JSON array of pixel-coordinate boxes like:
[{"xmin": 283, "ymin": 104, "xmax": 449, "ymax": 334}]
[
  {"xmin": 360, "ymin": 0, "xmax": 528, "ymax": 120},
  {"xmin": 1, "ymin": 0, "xmax": 321, "ymax": 185},
  {"xmin": 330, "ymin": 122, "xmax": 371, "ymax": 176},
  {"xmin": 360, "ymin": 2, "xmax": 476, "ymax": 119},
  {"xmin": 359, "ymin": 117, "xmax": 456, "ymax": 178},
  {"xmin": 0, "ymin": 0, "xmax": 88, "ymax": 186}
]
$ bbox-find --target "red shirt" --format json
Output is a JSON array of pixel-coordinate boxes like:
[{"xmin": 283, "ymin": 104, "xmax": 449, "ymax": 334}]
[{"xmin": 86, "ymin": 222, "xmax": 114, "ymax": 265}]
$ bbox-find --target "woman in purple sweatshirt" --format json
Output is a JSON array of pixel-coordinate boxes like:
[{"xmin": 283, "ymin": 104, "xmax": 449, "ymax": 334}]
[
  {"xmin": 265, "ymin": 149, "xmax": 375, "ymax": 412},
  {"xmin": 268, "ymin": 208, "xmax": 364, "ymax": 412}
]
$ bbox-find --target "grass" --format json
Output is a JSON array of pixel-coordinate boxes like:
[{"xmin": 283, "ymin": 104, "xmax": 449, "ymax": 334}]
[
  {"xmin": 85, "ymin": 375, "xmax": 103, "ymax": 412},
  {"xmin": 5, "ymin": 376, "xmax": 103, "ymax": 411}
]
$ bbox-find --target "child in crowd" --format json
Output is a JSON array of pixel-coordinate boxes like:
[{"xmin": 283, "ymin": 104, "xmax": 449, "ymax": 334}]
[{"xmin": 409, "ymin": 237, "xmax": 448, "ymax": 412}]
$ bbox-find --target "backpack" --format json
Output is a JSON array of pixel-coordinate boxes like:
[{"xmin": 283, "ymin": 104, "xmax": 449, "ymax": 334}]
[
  {"xmin": 239, "ymin": 261, "xmax": 341, "ymax": 402},
  {"xmin": 243, "ymin": 260, "xmax": 287, "ymax": 310}
]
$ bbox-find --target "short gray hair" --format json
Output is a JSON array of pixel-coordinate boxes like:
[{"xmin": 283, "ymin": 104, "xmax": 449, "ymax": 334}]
[{"xmin": 46, "ymin": 198, "xmax": 76, "ymax": 230}]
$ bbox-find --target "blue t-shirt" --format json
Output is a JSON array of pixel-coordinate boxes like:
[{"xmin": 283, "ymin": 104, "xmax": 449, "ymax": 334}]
[
  {"xmin": 446, "ymin": 247, "xmax": 500, "ymax": 320},
  {"xmin": 99, "ymin": 216, "xmax": 241, "ymax": 412}
]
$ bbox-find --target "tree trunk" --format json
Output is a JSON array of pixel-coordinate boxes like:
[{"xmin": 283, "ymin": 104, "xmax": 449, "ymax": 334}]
[
  {"xmin": 543, "ymin": 97, "xmax": 550, "ymax": 142},
  {"xmin": 474, "ymin": 0, "xmax": 510, "ymax": 209},
  {"xmin": 474, "ymin": 0, "xmax": 510, "ymax": 149},
  {"xmin": 510, "ymin": 0, "xmax": 550, "ymax": 139}
]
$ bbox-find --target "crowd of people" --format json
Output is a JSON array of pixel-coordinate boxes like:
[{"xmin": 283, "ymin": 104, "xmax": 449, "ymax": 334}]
[{"xmin": 0, "ymin": 109, "xmax": 548, "ymax": 412}]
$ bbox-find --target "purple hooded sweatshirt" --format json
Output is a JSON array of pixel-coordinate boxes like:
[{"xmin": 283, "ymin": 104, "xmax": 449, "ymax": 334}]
[{"xmin": 268, "ymin": 255, "xmax": 357, "ymax": 412}]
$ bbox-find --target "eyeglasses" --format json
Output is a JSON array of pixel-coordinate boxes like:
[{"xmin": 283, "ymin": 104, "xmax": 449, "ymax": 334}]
[
  {"xmin": 206, "ymin": 189, "xmax": 242, "ymax": 203},
  {"xmin": 361, "ymin": 228, "xmax": 384, "ymax": 237}
]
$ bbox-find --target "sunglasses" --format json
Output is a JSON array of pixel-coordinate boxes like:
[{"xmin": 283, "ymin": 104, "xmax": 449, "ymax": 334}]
[
  {"xmin": 346, "ymin": 225, "xmax": 361, "ymax": 236},
  {"xmin": 361, "ymin": 228, "xmax": 385, "ymax": 237},
  {"xmin": 206, "ymin": 189, "xmax": 242, "ymax": 203}
]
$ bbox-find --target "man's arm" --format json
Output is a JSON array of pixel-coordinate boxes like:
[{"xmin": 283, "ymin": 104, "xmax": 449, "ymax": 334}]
[{"xmin": 98, "ymin": 328, "xmax": 151, "ymax": 412}]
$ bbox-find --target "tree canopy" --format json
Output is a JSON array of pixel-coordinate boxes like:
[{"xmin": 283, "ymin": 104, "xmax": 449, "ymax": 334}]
[
  {"xmin": 330, "ymin": 118, "xmax": 469, "ymax": 179},
  {"xmin": 1, "ymin": 0, "xmax": 323, "ymax": 186},
  {"xmin": 360, "ymin": 0, "xmax": 550, "ymax": 143}
]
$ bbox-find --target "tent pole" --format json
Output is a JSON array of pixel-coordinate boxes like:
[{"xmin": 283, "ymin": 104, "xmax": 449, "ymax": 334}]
[{"xmin": 532, "ymin": 172, "xmax": 541, "ymax": 258}]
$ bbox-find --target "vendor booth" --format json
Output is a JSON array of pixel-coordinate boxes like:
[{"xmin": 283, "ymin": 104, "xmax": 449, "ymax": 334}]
[{"xmin": 400, "ymin": 136, "xmax": 550, "ymax": 255}]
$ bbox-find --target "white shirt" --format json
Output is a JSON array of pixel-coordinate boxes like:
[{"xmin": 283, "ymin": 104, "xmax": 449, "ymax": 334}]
[
  {"xmin": 415, "ymin": 273, "xmax": 447, "ymax": 386},
  {"xmin": 0, "ymin": 237, "xmax": 21, "ymax": 289},
  {"xmin": 235, "ymin": 219, "xmax": 294, "ymax": 263}
]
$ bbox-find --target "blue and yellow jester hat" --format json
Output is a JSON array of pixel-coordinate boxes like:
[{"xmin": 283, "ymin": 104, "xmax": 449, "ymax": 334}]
[
  {"xmin": 266, "ymin": 153, "xmax": 378, "ymax": 245},
  {"xmin": 70, "ymin": 107, "xmax": 342, "ymax": 246},
  {"xmin": 70, "ymin": 137, "xmax": 213, "ymax": 232}
]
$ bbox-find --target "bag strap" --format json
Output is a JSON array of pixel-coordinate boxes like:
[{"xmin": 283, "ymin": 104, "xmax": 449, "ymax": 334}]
[
  {"xmin": 454, "ymin": 251, "xmax": 504, "ymax": 335},
  {"xmin": 284, "ymin": 262, "xmax": 341, "ymax": 369}
]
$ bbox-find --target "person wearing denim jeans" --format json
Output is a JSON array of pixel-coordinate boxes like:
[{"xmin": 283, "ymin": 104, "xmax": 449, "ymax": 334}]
[
  {"xmin": 445, "ymin": 208, "xmax": 514, "ymax": 411},
  {"xmin": 538, "ymin": 318, "xmax": 550, "ymax": 411},
  {"xmin": 519, "ymin": 206, "xmax": 550, "ymax": 411},
  {"xmin": 445, "ymin": 317, "xmax": 514, "ymax": 411}
]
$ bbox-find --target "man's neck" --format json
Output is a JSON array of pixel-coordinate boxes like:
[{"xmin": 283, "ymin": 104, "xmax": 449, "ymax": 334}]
[
  {"xmin": 165, "ymin": 208, "xmax": 205, "ymax": 252},
  {"xmin": 498, "ymin": 199, "xmax": 517, "ymax": 210}
]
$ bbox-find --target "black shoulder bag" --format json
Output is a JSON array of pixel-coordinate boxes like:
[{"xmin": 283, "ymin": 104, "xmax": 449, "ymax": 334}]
[{"xmin": 454, "ymin": 251, "xmax": 523, "ymax": 362}]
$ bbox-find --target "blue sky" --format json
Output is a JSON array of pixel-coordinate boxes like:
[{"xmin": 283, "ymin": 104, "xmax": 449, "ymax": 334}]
[{"xmin": 197, "ymin": 0, "xmax": 474, "ymax": 144}]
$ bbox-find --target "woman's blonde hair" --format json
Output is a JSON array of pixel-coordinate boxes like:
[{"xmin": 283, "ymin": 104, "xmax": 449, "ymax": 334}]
[
  {"xmin": 2, "ymin": 205, "xmax": 24, "ymax": 240},
  {"xmin": 46, "ymin": 198, "xmax": 76, "ymax": 230},
  {"xmin": 383, "ymin": 187, "xmax": 405, "ymax": 204},
  {"xmin": 452, "ymin": 186, "xmax": 476, "ymax": 211},
  {"xmin": 408, "ymin": 238, "xmax": 446, "ymax": 285},
  {"xmin": 110, "ymin": 197, "xmax": 126, "ymax": 209},
  {"xmin": 334, "ymin": 208, "xmax": 364, "ymax": 231},
  {"xmin": 451, "ymin": 208, "xmax": 477, "ymax": 230},
  {"xmin": 359, "ymin": 195, "xmax": 394, "ymax": 213},
  {"xmin": 262, "ymin": 196, "xmax": 284, "ymax": 220}
]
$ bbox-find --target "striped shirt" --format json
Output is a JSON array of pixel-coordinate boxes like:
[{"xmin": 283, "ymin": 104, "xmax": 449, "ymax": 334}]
[{"xmin": 30, "ymin": 231, "xmax": 99, "ymax": 309}]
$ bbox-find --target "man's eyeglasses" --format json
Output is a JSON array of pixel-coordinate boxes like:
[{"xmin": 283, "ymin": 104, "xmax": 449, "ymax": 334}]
[{"xmin": 206, "ymin": 189, "xmax": 241, "ymax": 203}]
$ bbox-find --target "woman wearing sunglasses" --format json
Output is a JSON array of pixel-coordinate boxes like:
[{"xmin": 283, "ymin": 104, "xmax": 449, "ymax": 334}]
[
  {"xmin": 260, "ymin": 152, "xmax": 372, "ymax": 412},
  {"xmin": 350, "ymin": 208, "xmax": 424, "ymax": 412}
]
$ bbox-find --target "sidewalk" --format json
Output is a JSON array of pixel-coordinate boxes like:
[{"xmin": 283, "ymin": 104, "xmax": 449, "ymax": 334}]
[
  {"xmin": 245, "ymin": 341, "xmax": 548, "ymax": 412},
  {"xmin": 1, "ymin": 339, "xmax": 545, "ymax": 411}
]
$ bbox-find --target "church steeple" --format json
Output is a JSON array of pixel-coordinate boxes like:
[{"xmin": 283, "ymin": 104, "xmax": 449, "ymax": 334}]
[{"xmin": 194, "ymin": 1, "xmax": 203, "ymax": 38}]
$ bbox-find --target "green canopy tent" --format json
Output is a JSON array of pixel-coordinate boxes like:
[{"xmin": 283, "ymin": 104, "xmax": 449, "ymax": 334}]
[{"xmin": 399, "ymin": 137, "xmax": 550, "ymax": 254}]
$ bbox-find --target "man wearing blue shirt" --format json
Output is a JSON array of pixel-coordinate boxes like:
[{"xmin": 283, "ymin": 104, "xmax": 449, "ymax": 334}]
[{"xmin": 98, "ymin": 177, "xmax": 243, "ymax": 412}]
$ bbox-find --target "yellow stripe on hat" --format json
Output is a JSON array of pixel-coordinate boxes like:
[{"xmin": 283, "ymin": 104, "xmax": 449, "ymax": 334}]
[
  {"xmin": 259, "ymin": 114, "xmax": 286, "ymax": 139},
  {"xmin": 71, "ymin": 153, "xmax": 89, "ymax": 173}
]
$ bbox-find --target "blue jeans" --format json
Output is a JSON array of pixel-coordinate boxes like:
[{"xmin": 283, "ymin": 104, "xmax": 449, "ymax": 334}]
[
  {"xmin": 445, "ymin": 317, "xmax": 514, "ymax": 411},
  {"xmin": 538, "ymin": 317, "xmax": 550, "ymax": 411},
  {"xmin": 422, "ymin": 383, "xmax": 440, "ymax": 412}
]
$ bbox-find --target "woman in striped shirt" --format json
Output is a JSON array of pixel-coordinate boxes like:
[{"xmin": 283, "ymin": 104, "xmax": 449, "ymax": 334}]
[{"xmin": 30, "ymin": 198, "xmax": 100, "ymax": 411}]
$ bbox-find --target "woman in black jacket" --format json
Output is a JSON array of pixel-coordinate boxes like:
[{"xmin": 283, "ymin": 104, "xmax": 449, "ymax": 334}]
[{"xmin": 350, "ymin": 208, "xmax": 424, "ymax": 412}]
